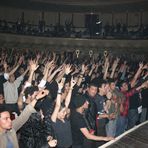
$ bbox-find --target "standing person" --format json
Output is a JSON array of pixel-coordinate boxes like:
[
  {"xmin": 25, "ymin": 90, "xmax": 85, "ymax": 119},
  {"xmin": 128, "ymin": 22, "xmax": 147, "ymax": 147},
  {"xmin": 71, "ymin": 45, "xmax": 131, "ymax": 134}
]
[
  {"xmin": 127, "ymin": 63, "xmax": 147, "ymax": 129},
  {"xmin": 140, "ymin": 80, "xmax": 148, "ymax": 122},
  {"xmin": 51, "ymin": 77, "xmax": 76, "ymax": 148},
  {"xmin": 71, "ymin": 94, "xmax": 114, "ymax": 148},
  {"xmin": 0, "ymin": 59, "xmax": 23, "ymax": 106},
  {"xmin": 0, "ymin": 89, "xmax": 48, "ymax": 148},
  {"xmin": 105, "ymin": 91, "xmax": 118, "ymax": 137},
  {"xmin": 83, "ymin": 82, "xmax": 98, "ymax": 133},
  {"xmin": 82, "ymin": 82, "xmax": 98, "ymax": 148},
  {"xmin": 94, "ymin": 80, "xmax": 109, "ymax": 147},
  {"xmin": 117, "ymin": 80, "xmax": 147, "ymax": 136},
  {"xmin": 3, "ymin": 65, "xmax": 29, "ymax": 114}
]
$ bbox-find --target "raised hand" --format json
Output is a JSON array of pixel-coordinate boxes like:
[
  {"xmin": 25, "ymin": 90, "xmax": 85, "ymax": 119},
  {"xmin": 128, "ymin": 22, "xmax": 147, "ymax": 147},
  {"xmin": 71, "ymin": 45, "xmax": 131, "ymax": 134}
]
[
  {"xmin": 18, "ymin": 56, "xmax": 24, "ymax": 65},
  {"xmin": 29, "ymin": 60, "xmax": 39, "ymax": 72},
  {"xmin": 70, "ymin": 77, "xmax": 77, "ymax": 88},
  {"xmin": 3, "ymin": 61, "xmax": 8, "ymax": 70},
  {"xmin": 92, "ymin": 64, "xmax": 96, "ymax": 70},
  {"xmin": 81, "ymin": 64, "xmax": 88, "ymax": 73},
  {"xmin": 57, "ymin": 78, "xmax": 65, "ymax": 90},
  {"xmin": 36, "ymin": 89, "xmax": 49, "ymax": 100},
  {"xmin": 139, "ymin": 62, "xmax": 143, "ymax": 69},
  {"xmin": 65, "ymin": 64, "xmax": 72, "ymax": 75},
  {"xmin": 45, "ymin": 60, "xmax": 54, "ymax": 70},
  {"xmin": 56, "ymin": 65, "xmax": 64, "ymax": 72},
  {"xmin": 36, "ymin": 53, "xmax": 41, "ymax": 60},
  {"xmin": 113, "ymin": 57, "xmax": 119, "ymax": 67}
]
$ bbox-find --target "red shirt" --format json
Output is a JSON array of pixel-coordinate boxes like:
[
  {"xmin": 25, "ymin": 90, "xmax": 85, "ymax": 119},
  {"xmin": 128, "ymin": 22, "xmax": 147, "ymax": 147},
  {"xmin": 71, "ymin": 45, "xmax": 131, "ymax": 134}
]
[{"xmin": 120, "ymin": 89, "xmax": 136, "ymax": 116}]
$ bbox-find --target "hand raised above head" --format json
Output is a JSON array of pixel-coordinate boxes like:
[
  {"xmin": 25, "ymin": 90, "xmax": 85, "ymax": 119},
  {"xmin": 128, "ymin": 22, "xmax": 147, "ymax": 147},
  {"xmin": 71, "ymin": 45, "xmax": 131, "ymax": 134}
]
[
  {"xmin": 18, "ymin": 56, "xmax": 24, "ymax": 65},
  {"xmin": 70, "ymin": 77, "xmax": 77, "ymax": 88},
  {"xmin": 29, "ymin": 60, "xmax": 39, "ymax": 72},
  {"xmin": 57, "ymin": 78, "xmax": 65, "ymax": 90},
  {"xmin": 139, "ymin": 62, "xmax": 143, "ymax": 69},
  {"xmin": 35, "ymin": 89, "xmax": 49, "ymax": 100},
  {"xmin": 65, "ymin": 64, "xmax": 72, "ymax": 75}
]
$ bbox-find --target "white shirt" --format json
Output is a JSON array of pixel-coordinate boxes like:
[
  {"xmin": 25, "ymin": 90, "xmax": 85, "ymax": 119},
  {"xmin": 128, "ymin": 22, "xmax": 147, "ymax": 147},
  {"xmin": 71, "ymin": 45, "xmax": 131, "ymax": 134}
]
[{"xmin": 3, "ymin": 76, "xmax": 24, "ymax": 104}]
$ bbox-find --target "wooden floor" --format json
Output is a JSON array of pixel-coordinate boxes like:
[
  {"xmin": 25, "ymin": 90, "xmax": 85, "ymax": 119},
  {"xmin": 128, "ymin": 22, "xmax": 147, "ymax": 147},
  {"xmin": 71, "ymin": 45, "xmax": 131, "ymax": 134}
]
[{"xmin": 100, "ymin": 121, "xmax": 148, "ymax": 148}]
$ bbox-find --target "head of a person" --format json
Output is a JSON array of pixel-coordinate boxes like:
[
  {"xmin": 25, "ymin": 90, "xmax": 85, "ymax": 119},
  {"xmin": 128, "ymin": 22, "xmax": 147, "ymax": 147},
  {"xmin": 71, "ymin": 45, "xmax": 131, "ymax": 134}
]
[
  {"xmin": 62, "ymin": 77, "xmax": 71, "ymax": 93},
  {"xmin": 119, "ymin": 80, "xmax": 128, "ymax": 92},
  {"xmin": 9, "ymin": 74, "xmax": 15, "ymax": 83},
  {"xmin": 87, "ymin": 83, "xmax": 98, "ymax": 98},
  {"xmin": 24, "ymin": 86, "xmax": 39, "ymax": 102},
  {"xmin": 19, "ymin": 67, "xmax": 25, "ymax": 75},
  {"xmin": 98, "ymin": 80, "xmax": 108, "ymax": 95},
  {"xmin": 108, "ymin": 79, "xmax": 116, "ymax": 91},
  {"xmin": 111, "ymin": 91, "xmax": 118, "ymax": 102},
  {"xmin": 57, "ymin": 104, "xmax": 69, "ymax": 121},
  {"xmin": 0, "ymin": 94, "xmax": 4, "ymax": 104},
  {"xmin": 0, "ymin": 106, "xmax": 12, "ymax": 132},
  {"xmin": 64, "ymin": 82, "xmax": 70, "ymax": 92},
  {"xmin": 84, "ymin": 66, "xmax": 90, "ymax": 75},
  {"xmin": 73, "ymin": 95, "xmax": 89, "ymax": 111}
]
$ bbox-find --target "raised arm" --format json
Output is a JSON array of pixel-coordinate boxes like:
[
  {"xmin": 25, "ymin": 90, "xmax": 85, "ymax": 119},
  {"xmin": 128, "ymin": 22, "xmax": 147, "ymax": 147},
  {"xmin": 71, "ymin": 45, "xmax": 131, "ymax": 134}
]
[
  {"xmin": 8, "ymin": 56, "xmax": 23, "ymax": 76},
  {"xmin": 28, "ymin": 60, "xmax": 39, "ymax": 84},
  {"xmin": 48, "ymin": 65, "xmax": 63, "ymax": 83},
  {"xmin": 65, "ymin": 77, "xmax": 76, "ymax": 108},
  {"xmin": 51, "ymin": 78, "xmax": 64, "ymax": 122},
  {"xmin": 88, "ymin": 64, "xmax": 96, "ymax": 77},
  {"xmin": 77, "ymin": 64, "xmax": 87, "ymax": 86},
  {"xmin": 38, "ymin": 60, "xmax": 54, "ymax": 88},
  {"xmin": 103, "ymin": 57, "xmax": 109, "ymax": 80},
  {"xmin": 110, "ymin": 57, "xmax": 119, "ymax": 79},
  {"xmin": 55, "ymin": 64, "xmax": 72, "ymax": 82},
  {"xmin": 130, "ymin": 62, "xmax": 143, "ymax": 88},
  {"xmin": 13, "ymin": 89, "xmax": 49, "ymax": 131}
]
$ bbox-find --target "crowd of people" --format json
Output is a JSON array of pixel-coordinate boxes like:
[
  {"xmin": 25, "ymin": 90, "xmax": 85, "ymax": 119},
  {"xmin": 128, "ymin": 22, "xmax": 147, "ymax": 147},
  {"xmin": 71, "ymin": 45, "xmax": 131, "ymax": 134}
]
[
  {"xmin": 0, "ymin": 18, "xmax": 148, "ymax": 39},
  {"xmin": 0, "ymin": 48, "xmax": 148, "ymax": 148}
]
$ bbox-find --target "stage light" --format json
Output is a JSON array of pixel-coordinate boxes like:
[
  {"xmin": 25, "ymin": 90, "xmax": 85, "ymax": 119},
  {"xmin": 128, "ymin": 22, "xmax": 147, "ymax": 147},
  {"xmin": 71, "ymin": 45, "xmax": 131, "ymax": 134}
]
[{"xmin": 96, "ymin": 21, "xmax": 102, "ymax": 24}]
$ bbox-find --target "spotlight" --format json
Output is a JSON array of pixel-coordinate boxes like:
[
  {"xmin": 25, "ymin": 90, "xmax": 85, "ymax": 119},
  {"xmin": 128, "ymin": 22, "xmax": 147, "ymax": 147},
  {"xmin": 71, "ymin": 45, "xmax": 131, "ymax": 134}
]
[{"xmin": 96, "ymin": 21, "xmax": 102, "ymax": 24}]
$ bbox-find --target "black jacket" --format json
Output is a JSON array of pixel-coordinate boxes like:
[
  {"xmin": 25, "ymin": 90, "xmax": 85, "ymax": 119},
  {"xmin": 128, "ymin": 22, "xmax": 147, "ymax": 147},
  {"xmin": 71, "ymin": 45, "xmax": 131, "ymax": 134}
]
[{"xmin": 83, "ymin": 93, "xmax": 97, "ymax": 132}]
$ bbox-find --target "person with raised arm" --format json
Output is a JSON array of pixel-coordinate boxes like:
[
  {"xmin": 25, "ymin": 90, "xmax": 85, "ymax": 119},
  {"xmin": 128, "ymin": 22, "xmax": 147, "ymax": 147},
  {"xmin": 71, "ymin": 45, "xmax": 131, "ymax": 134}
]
[
  {"xmin": 51, "ymin": 77, "xmax": 76, "ymax": 148},
  {"xmin": 0, "ymin": 89, "xmax": 48, "ymax": 148}
]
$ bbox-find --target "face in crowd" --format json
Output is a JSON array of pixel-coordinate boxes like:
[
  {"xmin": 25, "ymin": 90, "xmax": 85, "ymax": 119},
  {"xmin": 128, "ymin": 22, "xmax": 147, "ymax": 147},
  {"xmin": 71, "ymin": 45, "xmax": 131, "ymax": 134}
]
[
  {"xmin": 19, "ymin": 67, "xmax": 24, "ymax": 75},
  {"xmin": 87, "ymin": 85, "xmax": 98, "ymax": 97},
  {"xmin": 110, "ymin": 82, "xmax": 116, "ymax": 91},
  {"xmin": 9, "ymin": 74, "xmax": 15, "ymax": 83},
  {"xmin": 57, "ymin": 107, "xmax": 69, "ymax": 121},
  {"xmin": 0, "ymin": 111, "xmax": 12, "ymax": 132},
  {"xmin": 99, "ymin": 83, "xmax": 110, "ymax": 96},
  {"xmin": 121, "ymin": 82, "xmax": 129, "ymax": 92},
  {"xmin": 0, "ymin": 94, "xmax": 4, "ymax": 104}
]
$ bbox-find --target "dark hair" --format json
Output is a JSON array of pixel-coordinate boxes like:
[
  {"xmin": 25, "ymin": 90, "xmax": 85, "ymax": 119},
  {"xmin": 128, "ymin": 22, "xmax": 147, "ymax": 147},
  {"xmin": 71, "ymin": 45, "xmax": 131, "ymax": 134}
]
[
  {"xmin": 88, "ymin": 82, "xmax": 98, "ymax": 88},
  {"xmin": 108, "ymin": 78, "xmax": 115, "ymax": 84},
  {"xmin": 0, "ymin": 105, "xmax": 10, "ymax": 114},
  {"xmin": 118, "ymin": 80, "xmax": 127, "ymax": 89},
  {"xmin": 73, "ymin": 95, "xmax": 87, "ymax": 108},
  {"xmin": 98, "ymin": 79, "xmax": 107, "ymax": 88},
  {"xmin": 24, "ymin": 86, "xmax": 39, "ymax": 99}
]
